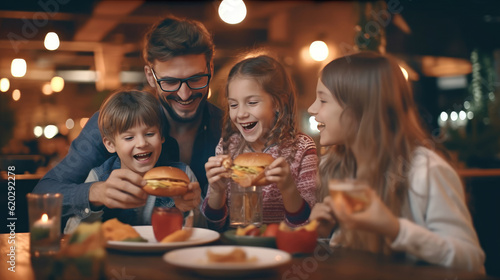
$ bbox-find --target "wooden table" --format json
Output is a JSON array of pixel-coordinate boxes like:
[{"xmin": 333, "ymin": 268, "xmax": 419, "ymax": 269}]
[{"xmin": 1, "ymin": 233, "xmax": 495, "ymax": 280}]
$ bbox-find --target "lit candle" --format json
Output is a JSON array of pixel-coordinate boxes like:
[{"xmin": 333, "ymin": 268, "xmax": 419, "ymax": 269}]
[{"xmin": 31, "ymin": 214, "xmax": 53, "ymax": 241}]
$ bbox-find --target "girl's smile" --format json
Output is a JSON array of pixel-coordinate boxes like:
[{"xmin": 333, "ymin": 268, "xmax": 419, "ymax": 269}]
[{"xmin": 228, "ymin": 77, "xmax": 275, "ymax": 151}]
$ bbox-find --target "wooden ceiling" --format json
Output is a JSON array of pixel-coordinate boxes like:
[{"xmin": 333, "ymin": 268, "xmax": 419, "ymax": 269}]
[{"xmin": 0, "ymin": 0, "xmax": 499, "ymax": 90}]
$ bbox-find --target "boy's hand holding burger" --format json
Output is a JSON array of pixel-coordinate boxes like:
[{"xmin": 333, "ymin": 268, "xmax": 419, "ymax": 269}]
[{"xmin": 143, "ymin": 166, "xmax": 201, "ymax": 212}]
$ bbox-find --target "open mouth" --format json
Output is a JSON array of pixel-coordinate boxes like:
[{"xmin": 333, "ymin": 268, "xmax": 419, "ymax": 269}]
[
  {"xmin": 316, "ymin": 122, "xmax": 326, "ymax": 130},
  {"xmin": 134, "ymin": 152, "xmax": 152, "ymax": 161},
  {"xmin": 240, "ymin": 122, "xmax": 257, "ymax": 130}
]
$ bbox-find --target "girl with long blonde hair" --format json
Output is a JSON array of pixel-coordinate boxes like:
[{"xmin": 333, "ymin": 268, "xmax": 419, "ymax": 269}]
[{"xmin": 309, "ymin": 51, "xmax": 485, "ymax": 273}]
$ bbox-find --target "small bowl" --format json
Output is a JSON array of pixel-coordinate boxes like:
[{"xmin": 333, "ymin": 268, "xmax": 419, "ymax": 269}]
[{"xmin": 223, "ymin": 229, "xmax": 276, "ymax": 248}]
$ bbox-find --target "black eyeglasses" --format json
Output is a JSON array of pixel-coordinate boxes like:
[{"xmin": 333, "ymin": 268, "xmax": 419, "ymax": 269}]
[{"xmin": 150, "ymin": 68, "xmax": 211, "ymax": 92}]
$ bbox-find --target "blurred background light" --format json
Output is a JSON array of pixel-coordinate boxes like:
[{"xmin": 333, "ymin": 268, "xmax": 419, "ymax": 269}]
[
  {"xmin": 309, "ymin": 40, "xmax": 329, "ymax": 61},
  {"xmin": 66, "ymin": 118, "xmax": 75, "ymax": 129},
  {"xmin": 34, "ymin": 126, "xmax": 43, "ymax": 138},
  {"xmin": 459, "ymin": 110, "xmax": 467, "ymax": 120},
  {"xmin": 450, "ymin": 111, "xmax": 458, "ymax": 121},
  {"xmin": 399, "ymin": 66, "xmax": 409, "ymax": 80},
  {"xmin": 308, "ymin": 116, "xmax": 320, "ymax": 133},
  {"xmin": 12, "ymin": 89, "xmax": 21, "ymax": 101},
  {"xmin": 44, "ymin": 32, "xmax": 60, "ymax": 51},
  {"xmin": 44, "ymin": 125, "xmax": 58, "ymax": 139},
  {"xmin": 467, "ymin": 111, "xmax": 474, "ymax": 120},
  {"xmin": 51, "ymin": 76, "xmax": 65, "ymax": 92},
  {"xmin": 11, "ymin": 58, "xmax": 27, "ymax": 77},
  {"xmin": 219, "ymin": 0, "xmax": 247, "ymax": 24},
  {"xmin": 440, "ymin": 111, "xmax": 448, "ymax": 122},
  {"xmin": 0, "ymin": 78, "xmax": 10, "ymax": 92},
  {"xmin": 80, "ymin": 118, "xmax": 89, "ymax": 128},
  {"xmin": 42, "ymin": 83, "xmax": 53, "ymax": 95}
]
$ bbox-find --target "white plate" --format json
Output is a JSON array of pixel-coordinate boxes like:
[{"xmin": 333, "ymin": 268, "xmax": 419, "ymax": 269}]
[
  {"xmin": 163, "ymin": 245, "xmax": 291, "ymax": 277},
  {"xmin": 106, "ymin": 226, "xmax": 220, "ymax": 252}
]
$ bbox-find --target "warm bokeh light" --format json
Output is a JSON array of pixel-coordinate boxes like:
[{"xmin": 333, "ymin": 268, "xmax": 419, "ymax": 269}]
[
  {"xmin": 80, "ymin": 118, "xmax": 89, "ymax": 128},
  {"xmin": 219, "ymin": 0, "xmax": 247, "ymax": 24},
  {"xmin": 309, "ymin": 41, "xmax": 329, "ymax": 62},
  {"xmin": 12, "ymin": 89, "xmax": 21, "ymax": 101},
  {"xmin": 42, "ymin": 83, "xmax": 53, "ymax": 95},
  {"xmin": 399, "ymin": 66, "xmax": 409, "ymax": 80},
  {"xmin": 0, "ymin": 78, "xmax": 10, "ymax": 92},
  {"xmin": 66, "ymin": 118, "xmax": 75, "ymax": 129},
  {"xmin": 207, "ymin": 88, "xmax": 212, "ymax": 99},
  {"xmin": 44, "ymin": 125, "xmax": 59, "ymax": 139},
  {"xmin": 51, "ymin": 76, "xmax": 64, "ymax": 92},
  {"xmin": 11, "ymin": 58, "xmax": 27, "ymax": 77},
  {"xmin": 41, "ymin": 213, "xmax": 48, "ymax": 222},
  {"xmin": 34, "ymin": 126, "xmax": 43, "ymax": 138},
  {"xmin": 308, "ymin": 116, "xmax": 319, "ymax": 133},
  {"xmin": 44, "ymin": 32, "xmax": 60, "ymax": 51}
]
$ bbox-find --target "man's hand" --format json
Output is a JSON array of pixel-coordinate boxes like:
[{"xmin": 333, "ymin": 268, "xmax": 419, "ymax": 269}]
[
  {"xmin": 172, "ymin": 182, "xmax": 201, "ymax": 212},
  {"xmin": 89, "ymin": 169, "xmax": 148, "ymax": 209}
]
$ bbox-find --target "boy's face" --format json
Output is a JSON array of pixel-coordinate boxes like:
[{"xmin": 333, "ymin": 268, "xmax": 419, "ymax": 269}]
[
  {"xmin": 103, "ymin": 123, "xmax": 163, "ymax": 176},
  {"xmin": 227, "ymin": 77, "xmax": 275, "ymax": 152}
]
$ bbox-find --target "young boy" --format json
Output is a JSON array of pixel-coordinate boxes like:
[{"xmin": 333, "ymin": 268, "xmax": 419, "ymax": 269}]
[{"xmin": 64, "ymin": 90, "xmax": 200, "ymax": 233}]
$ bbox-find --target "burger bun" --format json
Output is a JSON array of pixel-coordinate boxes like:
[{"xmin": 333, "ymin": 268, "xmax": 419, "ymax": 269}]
[{"xmin": 143, "ymin": 166, "xmax": 189, "ymax": 197}]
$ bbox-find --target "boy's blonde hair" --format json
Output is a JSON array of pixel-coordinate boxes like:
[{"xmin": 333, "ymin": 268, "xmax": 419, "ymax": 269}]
[{"xmin": 98, "ymin": 90, "xmax": 162, "ymax": 142}]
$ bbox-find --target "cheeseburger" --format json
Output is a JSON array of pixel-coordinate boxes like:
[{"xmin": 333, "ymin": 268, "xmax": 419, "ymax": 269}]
[
  {"xmin": 228, "ymin": 153, "xmax": 274, "ymax": 187},
  {"xmin": 143, "ymin": 166, "xmax": 189, "ymax": 197}
]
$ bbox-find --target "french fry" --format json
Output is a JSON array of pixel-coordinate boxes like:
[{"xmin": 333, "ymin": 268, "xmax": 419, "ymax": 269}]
[{"xmin": 160, "ymin": 228, "xmax": 193, "ymax": 243}]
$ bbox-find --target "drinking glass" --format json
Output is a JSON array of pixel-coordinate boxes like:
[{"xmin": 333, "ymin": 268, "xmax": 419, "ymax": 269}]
[
  {"xmin": 329, "ymin": 179, "xmax": 371, "ymax": 213},
  {"xmin": 229, "ymin": 182, "xmax": 263, "ymax": 227},
  {"xmin": 151, "ymin": 207, "xmax": 183, "ymax": 242}
]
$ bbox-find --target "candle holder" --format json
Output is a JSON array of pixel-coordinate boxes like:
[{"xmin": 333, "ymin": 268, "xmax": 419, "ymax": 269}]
[{"xmin": 26, "ymin": 193, "xmax": 63, "ymax": 256}]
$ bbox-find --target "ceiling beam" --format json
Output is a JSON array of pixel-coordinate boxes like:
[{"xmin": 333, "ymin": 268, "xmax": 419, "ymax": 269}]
[{"xmin": 73, "ymin": 0, "xmax": 144, "ymax": 42}]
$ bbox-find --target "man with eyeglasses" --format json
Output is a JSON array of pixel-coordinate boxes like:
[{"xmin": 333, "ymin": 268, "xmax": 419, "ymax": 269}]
[{"xmin": 34, "ymin": 16, "xmax": 222, "ymax": 229}]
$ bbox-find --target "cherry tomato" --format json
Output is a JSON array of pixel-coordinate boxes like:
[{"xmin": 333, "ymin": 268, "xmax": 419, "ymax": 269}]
[
  {"xmin": 245, "ymin": 227, "xmax": 261, "ymax": 236},
  {"xmin": 262, "ymin": 223, "xmax": 279, "ymax": 237}
]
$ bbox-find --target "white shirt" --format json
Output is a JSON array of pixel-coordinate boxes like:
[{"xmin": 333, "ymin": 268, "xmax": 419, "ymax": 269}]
[{"xmin": 331, "ymin": 147, "xmax": 486, "ymax": 273}]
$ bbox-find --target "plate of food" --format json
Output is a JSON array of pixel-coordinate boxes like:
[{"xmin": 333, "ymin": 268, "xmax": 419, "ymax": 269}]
[
  {"xmin": 163, "ymin": 245, "xmax": 291, "ymax": 277},
  {"xmin": 223, "ymin": 224, "xmax": 278, "ymax": 248},
  {"xmin": 103, "ymin": 220, "xmax": 220, "ymax": 252}
]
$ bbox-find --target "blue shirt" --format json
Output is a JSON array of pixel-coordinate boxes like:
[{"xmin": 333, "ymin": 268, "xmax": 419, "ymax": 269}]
[
  {"xmin": 63, "ymin": 156, "xmax": 195, "ymax": 233},
  {"xmin": 33, "ymin": 101, "xmax": 222, "ymax": 231}
]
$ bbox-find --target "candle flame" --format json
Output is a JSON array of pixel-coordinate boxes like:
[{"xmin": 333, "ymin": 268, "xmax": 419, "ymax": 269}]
[{"xmin": 41, "ymin": 214, "xmax": 48, "ymax": 222}]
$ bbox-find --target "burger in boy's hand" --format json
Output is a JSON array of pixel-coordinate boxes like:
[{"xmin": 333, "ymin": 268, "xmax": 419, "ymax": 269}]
[
  {"xmin": 228, "ymin": 153, "xmax": 274, "ymax": 187},
  {"xmin": 143, "ymin": 166, "xmax": 189, "ymax": 197}
]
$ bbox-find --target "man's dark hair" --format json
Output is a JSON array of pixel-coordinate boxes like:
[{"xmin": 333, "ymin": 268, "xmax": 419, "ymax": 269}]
[{"xmin": 143, "ymin": 15, "xmax": 215, "ymax": 65}]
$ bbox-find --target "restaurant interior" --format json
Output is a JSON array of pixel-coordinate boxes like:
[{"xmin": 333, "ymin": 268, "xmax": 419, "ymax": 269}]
[{"xmin": 1, "ymin": 0, "xmax": 500, "ymax": 278}]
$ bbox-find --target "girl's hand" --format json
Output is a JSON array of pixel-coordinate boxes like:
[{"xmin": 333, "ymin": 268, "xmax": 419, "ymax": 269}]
[
  {"xmin": 328, "ymin": 186, "xmax": 400, "ymax": 241},
  {"xmin": 310, "ymin": 196, "xmax": 338, "ymax": 238},
  {"xmin": 266, "ymin": 157, "xmax": 304, "ymax": 213},
  {"xmin": 205, "ymin": 155, "xmax": 231, "ymax": 209},
  {"xmin": 205, "ymin": 155, "xmax": 231, "ymax": 194},
  {"xmin": 265, "ymin": 157, "xmax": 294, "ymax": 193}
]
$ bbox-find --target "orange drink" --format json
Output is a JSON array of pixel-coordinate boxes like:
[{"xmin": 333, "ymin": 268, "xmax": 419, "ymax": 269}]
[{"xmin": 329, "ymin": 180, "xmax": 371, "ymax": 213}]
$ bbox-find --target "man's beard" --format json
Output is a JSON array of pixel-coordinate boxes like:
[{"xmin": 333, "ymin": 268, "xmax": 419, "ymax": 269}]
[{"xmin": 160, "ymin": 92, "xmax": 207, "ymax": 123}]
